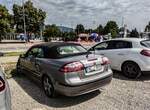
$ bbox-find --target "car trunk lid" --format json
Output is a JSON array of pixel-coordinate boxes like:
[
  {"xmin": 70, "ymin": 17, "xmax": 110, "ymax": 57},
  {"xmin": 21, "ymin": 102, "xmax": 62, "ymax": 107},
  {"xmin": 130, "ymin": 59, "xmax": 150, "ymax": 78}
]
[{"xmin": 59, "ymin": 54, "xmax": 105, "ymax": 78}]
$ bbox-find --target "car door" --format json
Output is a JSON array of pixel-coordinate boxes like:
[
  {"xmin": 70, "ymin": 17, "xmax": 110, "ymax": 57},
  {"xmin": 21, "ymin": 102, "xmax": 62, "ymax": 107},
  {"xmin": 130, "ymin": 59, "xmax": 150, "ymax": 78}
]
[
  {"xmin": 23, "ymin": 47, "xmax": 39, "ymax": 75},
  {"xmin": 109, "ymin": 40, "xmax": 132, "ymax": 70},
  {"xmin": 93, "ymin": 41, "xmax": 116, "ymax": 68},
  {"xmin": 32, "ymin": 47, "xmax": 45, "ymax": 78},
  {"xmin": 90, "ymin": 40, "xmax": 120, "ymax": 69},
  {"xmin": 93, "ymin": 41, "xmax": 113, "ymax": 55}
]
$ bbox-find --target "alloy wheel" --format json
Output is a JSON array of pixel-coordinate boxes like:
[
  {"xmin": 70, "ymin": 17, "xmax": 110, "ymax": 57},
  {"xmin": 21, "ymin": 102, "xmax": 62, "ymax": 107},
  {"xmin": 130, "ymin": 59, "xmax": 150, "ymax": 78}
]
[
  {"xmin": 43, "ymin": 76, "xmax": 55, "ymax": 97},
  {"xmin": 122, "ymin": 62, "xmax": 141, "ymax": 79}
]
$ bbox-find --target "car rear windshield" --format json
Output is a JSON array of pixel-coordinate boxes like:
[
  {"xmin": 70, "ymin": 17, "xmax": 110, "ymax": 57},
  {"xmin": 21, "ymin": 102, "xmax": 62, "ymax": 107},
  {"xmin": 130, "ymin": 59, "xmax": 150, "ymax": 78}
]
[
  {"xmin": 57, "ymin": 45, "xmax": 87, "ymax": 55},
  {"xmin": 46, "ymin": 44, "xmax": 88, "ymax": 59},
  {"xmin": 140, "ymin": 40, "xmax": 150, "ymax": 48}
]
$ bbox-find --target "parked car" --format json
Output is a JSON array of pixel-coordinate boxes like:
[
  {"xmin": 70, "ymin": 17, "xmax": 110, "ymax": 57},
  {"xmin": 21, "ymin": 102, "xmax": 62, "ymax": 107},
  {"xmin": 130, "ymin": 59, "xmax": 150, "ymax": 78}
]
[
  {"xmin": 89, "ymin": 38, "xmax": 150, "ymax": 78},
  {"xmin": 16, "ymin": 42, "xmax": 113, "ymax": 97},
  {"xmin": 16, "ymin": 33, "xmax": 27, "ymax": 41},
  {"xmin": 0, "ymin": 54, "xmax": 11, "ymax": 110}
]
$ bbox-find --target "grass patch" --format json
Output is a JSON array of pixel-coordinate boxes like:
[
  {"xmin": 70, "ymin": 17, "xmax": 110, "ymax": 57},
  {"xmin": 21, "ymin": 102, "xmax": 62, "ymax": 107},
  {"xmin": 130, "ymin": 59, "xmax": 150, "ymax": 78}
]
[
  {"xmin": 4, "ymin": 52, "xmax": 24, "ymax": 57},
  {"xmin": 1, "ymin": 62, "xmax": 17, "ymax": 79},
  {"xmin": 5, "ymin": 69, "xmax": 17, "ymax": 79}
]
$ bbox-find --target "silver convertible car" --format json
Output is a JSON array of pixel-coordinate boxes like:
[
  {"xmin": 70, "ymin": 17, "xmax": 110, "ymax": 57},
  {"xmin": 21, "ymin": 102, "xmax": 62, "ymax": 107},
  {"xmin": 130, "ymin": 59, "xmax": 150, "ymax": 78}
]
[
  {"xmin": 16, "ymin": 42, "xmax": 113, "ymax": 97},
  {"xmin": 0, "ymin": 53, "xmax": 11, "ymax": 110}
]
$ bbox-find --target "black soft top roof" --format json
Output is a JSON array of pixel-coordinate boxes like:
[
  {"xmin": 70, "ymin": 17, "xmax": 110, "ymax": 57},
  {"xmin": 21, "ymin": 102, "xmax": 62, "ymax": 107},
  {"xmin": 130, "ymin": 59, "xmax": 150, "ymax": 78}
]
[
  {"xmin": 33, "ymin": 42, "xmax": 81, "ymax": 48},
  {"xmin": 30, "ymin": 42, "xmax": 87, "ymax": 59}
]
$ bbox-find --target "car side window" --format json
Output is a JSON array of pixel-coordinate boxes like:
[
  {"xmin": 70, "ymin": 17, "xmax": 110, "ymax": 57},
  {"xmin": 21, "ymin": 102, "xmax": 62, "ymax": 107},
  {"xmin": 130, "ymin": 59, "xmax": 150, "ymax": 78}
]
[
  {"xmin": 94, "ymin": 41, "xmax": 132, "ymax": 50},
  {"xmin": 114, "ymin": 41, "xmax": 132, "ymax": 49},
  {"xmin": 26, "ymin": 47, "xmax": 44, "ymax": 58},
  {"xmin": 27, "ymin": 47, "xmax": 39, "ymax": 58},
  {"xmin": 36, "ymin": 48, "xmax": 44, "ymax": 58},
  {"xmin": 107, "ymin": 41, "xmax": 116, "ymax": 49},
  {"xmin": 94, "ymin": 42, "xmax": 109, "ymax": 50}
]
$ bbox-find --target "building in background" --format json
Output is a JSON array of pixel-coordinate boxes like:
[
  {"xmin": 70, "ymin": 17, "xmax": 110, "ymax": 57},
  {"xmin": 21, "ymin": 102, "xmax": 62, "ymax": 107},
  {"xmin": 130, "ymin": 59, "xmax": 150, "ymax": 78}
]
[{"xmin": 58, "ymin": 26, "xmax": 74, "ymax": 33}]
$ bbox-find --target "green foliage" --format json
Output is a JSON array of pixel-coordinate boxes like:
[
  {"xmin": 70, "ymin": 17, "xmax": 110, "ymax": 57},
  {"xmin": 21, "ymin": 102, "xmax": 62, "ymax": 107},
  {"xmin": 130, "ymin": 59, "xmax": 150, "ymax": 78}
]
[
  {"xmin": 4, "ymin": 52, "xmax": 24, "ymax": 57},
  {"xmin": 130, "ymin": 28, "xmax": 139, "ymax": 38},
  {"xmin": 44, "ymin": 24, "xmax": 76, "ymax": 41},
  {"xmin": 95, "ymin": 25, "xmax": 103, "ymax": 35},
  {"xmin": 85, "ymin": 25, "xmax": 103, "ymax": 35},
  {"xmin": 103, "ymin": 21, "xmax": 119, "ymax": 38},
  {"xmin": 8, "ymin": 14, "xmax": 15, "ymax": 31},
  {"xmin": 2, "ymin": 62, "xmax": 17, "ymax": 79},
  {"xmin": 85, "ymin": 29, "xmax": 93, "ymax": 34},
  {"xmin": 62, "ymin": 31, "xmax": 76, "ymax": 41},
  {"xmin": 0, "ymin": 5, "xmax": 12, "ymax": 41},
  {"xmin": 75, "ymin": 24, "xmax": 85, "ymax": 34},
  {"xmin": 13, "ymin": 0, "xmax": 46, "ymax": 33},
  {"xmin": 43, "ymin": 24, "xmax": 60, "ymax": 41},
  {"xmin": 145, "ymin": 22, "xmax": 150, "ymax": 32}
]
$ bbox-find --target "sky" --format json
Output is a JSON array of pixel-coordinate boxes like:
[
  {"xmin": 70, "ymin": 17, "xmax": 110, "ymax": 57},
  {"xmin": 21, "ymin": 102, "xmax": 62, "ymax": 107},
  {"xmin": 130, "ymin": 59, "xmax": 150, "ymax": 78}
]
[{"xmin": 1, "ymin": 0, "xmax": 150, "ymax": 31}]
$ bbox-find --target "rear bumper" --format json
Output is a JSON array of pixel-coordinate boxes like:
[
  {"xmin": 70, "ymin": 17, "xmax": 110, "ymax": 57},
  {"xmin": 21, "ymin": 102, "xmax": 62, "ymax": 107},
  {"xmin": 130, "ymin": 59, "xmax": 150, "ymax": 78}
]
[
  {"xmin": 55, "ymin": 74, "xmax": 112, "ymax": 96},
  {"xmin": 0, "ymin": 90, "xmax": 11, "ymax": 110},
  {"xmin": 140, "ymin": 66, "xmax": 150, "ymax": 72}
]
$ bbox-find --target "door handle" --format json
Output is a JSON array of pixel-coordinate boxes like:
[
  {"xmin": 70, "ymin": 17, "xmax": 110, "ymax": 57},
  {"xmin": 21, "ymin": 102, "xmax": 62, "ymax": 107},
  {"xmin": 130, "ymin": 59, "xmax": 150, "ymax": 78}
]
[
  {"xmin": 35, "ymin": 63, "xmax": 41, "ymax": 72},
  {"xmin": 100, "ymin": 53, "xmax": 105, "ymax": 55},
  {"xmin": 118, "ymin": 53, "xmax": 124, "ymax": 55}
]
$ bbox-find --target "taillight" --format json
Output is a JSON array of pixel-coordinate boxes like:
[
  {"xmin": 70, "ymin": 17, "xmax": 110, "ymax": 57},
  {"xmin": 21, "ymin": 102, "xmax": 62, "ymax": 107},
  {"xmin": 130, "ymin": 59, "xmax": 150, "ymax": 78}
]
[
  {"xmin": 140, "ymin": 49, "xmax": 150, "ymax": 57},
  {"xmin": 0, "ymin": 77, "xmax": 5, "ymax": 92},
  {"xmin": 60, "ymin": 62, "xmax": 84, "ymax": 73},
  {"xmin": 101, "ymin": 57, "xmax": 110, "ymax": 65}
]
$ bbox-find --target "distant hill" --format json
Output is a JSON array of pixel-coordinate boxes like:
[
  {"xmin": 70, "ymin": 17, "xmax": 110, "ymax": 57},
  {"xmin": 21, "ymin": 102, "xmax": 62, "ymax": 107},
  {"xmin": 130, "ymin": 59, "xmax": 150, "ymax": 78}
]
[{"xmin": 58, "ymin": 26, "xmax": 74, "ymax": 33}]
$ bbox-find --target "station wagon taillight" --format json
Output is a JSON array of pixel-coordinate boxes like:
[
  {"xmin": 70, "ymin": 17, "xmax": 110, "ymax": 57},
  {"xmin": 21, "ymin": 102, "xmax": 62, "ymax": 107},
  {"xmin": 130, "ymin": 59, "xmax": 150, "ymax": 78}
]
[
  {"xmin": 60, "ymin": 62, "xmax": 84, "ymax": 73},
  {"xmin": 0, "ymin": 77, "xmax": 5, "ymax": 92},
  {"xmin": 101, "ymin": 57, "xmax": 110, "ymax": 65},
  {"xmin": 140, "ymin": 49, "xmax": 150, "ymax": 57}
]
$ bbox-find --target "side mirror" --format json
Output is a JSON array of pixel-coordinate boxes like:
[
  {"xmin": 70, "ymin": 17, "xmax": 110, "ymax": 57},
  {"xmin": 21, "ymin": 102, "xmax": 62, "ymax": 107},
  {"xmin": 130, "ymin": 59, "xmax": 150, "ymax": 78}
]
[
  {"xmin": 20, "ymin": 54, "xmax": 26, "ymax": 58},
  {"xmin": 0, "ymin": 52, "xmax": 4, "ymax": 57},
  {"xmin": 88, "ymin": 47, "xmax": 96, "ymax": 55}
]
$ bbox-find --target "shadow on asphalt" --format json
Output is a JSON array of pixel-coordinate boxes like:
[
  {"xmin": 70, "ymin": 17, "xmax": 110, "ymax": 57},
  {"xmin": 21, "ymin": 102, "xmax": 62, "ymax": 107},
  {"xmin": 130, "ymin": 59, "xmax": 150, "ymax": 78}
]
[
  {"xmin": 13, "ymin": 75, "xmax": 100, "ymax": 108},
  {"xmin": 113, "ymin": 70, "xmax": 150, "ymax": 81}
]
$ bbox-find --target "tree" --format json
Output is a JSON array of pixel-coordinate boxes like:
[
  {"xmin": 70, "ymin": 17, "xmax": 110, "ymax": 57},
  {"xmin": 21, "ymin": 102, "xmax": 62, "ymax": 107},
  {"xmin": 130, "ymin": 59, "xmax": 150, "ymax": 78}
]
[
  {"xmin": 145, "ymin": 22, "xmax": 150, "ymax": 32},
  {"xmin": 103, "ymin": 21, "xmax": 119, "ymax": 38},
  {"xmin": 75, "ymin": 24, "xmax": 85, "ymax": 34},
  {"xmin": 95, "ymin": 25, "xmax": 103, "ymax": 35},
  {"xmin": 130, "ymin": 28, "xmax": 139, "ymax": 38},
  {"xmin": 144, "ymin": 22, "xmax": 150, "ymax": 38},
  {"xmin": 43, "ymin": 24, "xmax": 60, "ymax": 41},
  {"xmin": 85, "ymin": 29, "xmax": 93, "ymax": 34},
  {"xmin": 62, "ymin": 31, "xmax": 76, "ymax": 41},
  {"xmin": 13, "ymin": 0, "xmax": 46, "ymax": 34},
  {"xmin": 8, "ymin": 14, "xmax": 15, "ymax": 31},
  {"xmin": 0, "ymin": 5, "xmax": 12, "ymax": 42}
]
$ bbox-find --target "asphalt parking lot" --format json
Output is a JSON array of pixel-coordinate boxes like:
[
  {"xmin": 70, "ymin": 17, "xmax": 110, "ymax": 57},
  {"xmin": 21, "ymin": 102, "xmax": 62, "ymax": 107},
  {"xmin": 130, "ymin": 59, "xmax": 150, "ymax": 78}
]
[{"xmin": 8, "ymin": 72, "xmax": 150, "ymax": 110}]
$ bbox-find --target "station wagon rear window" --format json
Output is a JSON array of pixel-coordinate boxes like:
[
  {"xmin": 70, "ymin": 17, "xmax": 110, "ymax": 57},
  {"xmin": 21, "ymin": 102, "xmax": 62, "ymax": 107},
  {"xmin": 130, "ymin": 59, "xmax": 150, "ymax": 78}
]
[{"xmin": 57, "ymin": 45, "xmax": 87, "ymax": 55}]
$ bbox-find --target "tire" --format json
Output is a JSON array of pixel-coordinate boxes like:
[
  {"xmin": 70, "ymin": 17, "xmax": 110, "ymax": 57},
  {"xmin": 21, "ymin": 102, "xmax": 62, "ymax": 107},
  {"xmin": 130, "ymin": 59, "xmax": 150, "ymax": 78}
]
[
  {"xmin": 42, "ymin": 76, "xmax": 56, "ymax": 98},
  {"xmin": 122, "ymin": 62, "xmax": 141, "ymax": 79}
]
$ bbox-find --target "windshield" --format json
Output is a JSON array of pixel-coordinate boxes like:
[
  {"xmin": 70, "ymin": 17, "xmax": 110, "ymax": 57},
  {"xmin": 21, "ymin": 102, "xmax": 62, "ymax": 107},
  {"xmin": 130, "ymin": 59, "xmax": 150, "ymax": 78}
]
[
  {"xmin": 57, "ymin": 45, "xmax": 87, "ymax": 55},
  {"xmin": 140, "ymin": 40, "xmax": 150, "ymax": 48}
]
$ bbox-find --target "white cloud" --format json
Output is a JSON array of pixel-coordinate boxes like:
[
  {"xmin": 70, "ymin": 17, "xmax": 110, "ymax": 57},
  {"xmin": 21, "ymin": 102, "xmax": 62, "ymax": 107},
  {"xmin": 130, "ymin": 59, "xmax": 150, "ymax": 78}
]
[{"xmin": 1, "ymin": 0, "xmax": 150, "ymax": 30}]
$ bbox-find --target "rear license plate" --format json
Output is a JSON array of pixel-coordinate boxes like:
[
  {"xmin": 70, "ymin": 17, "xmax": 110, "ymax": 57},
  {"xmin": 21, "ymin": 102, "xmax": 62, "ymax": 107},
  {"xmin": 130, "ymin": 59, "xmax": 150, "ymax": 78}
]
[
  {"xmin": 85, "ymin": 63, "xmax": 102, "ymax": 75},
  {"xmin": 86, "ymin": 65, "xmax": 99, "ymax": 73},
  {"xmin": 87, "ymin": 66, "xmax": 96, "ymax": 73}
]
